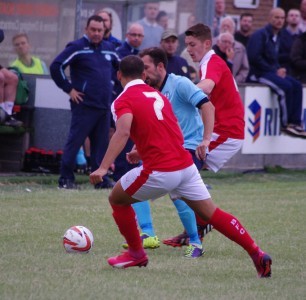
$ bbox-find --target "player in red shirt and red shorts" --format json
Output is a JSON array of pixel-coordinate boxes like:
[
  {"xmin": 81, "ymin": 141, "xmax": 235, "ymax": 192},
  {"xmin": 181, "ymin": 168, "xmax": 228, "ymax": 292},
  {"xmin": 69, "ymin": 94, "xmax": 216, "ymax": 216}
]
[{"xmin": 89, "ymin": 55, "xmax": 271, "ymax": 278}]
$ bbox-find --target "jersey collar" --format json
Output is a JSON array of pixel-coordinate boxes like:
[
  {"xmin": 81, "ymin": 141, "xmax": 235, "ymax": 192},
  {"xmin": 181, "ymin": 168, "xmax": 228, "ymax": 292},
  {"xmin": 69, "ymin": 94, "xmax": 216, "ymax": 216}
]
[
  {"xmin": 199, "ymin": 49, "xmax": 215, "ymax": 66},
  {"xmin": 124, "ymin": 79, "xmax": 145, "ymax": 91},
  {"xmin": 159, "ymin": 74, "xmax": 169, "ymax": 92}
]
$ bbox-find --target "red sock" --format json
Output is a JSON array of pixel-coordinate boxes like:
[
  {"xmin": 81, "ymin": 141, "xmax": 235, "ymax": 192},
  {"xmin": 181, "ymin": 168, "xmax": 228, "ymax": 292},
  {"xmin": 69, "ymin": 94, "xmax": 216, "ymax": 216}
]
[
  {"xmin": 111, "ymin": 204, "xmax": 145, "ymax": 258},
  {"xmin": 195, "ymin": 213, "xmax": 208, "ymax": 227},
  {"xmin": 209, "ymin": 208, "xmax": 259, "ymax": 256}
]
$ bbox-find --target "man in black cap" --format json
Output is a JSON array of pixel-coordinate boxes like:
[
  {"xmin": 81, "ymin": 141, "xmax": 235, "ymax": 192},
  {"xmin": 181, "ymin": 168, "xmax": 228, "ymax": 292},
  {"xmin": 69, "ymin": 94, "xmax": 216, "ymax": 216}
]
[{"xmin": 160, "ymin": 29, "xmax": 190, "ymax": 78}]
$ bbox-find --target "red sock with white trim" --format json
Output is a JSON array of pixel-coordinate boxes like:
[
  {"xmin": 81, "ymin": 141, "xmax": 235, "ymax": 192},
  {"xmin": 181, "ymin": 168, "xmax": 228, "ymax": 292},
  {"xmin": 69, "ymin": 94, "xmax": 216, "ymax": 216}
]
[
  {"xmin": 111, "ymin": 204, "xmax": 146, "ymax": 258},
  {"xmin": 208, "ymin": 208, "xmax": 259, "ymax": 256}
]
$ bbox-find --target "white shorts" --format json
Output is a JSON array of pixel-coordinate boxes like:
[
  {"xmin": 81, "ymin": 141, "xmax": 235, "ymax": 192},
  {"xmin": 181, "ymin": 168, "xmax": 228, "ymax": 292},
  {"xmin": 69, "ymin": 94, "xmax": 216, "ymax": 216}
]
[
  {"xmin": 120, "ymin": 164, "xmax": 211, "ymax": 202},
  {"xmin": 205, "ymin": 132, "xmax": 244, "ymax": 172}
]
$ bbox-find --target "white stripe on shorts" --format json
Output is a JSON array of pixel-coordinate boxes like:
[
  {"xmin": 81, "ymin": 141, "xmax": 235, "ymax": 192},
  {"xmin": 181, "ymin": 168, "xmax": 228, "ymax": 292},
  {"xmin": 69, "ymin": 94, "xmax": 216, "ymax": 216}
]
[
  {"xmin": 205, "ymin": 132, "xmax": 243, "ymax": 172},
  {"xmin": 120, "ymin": 164, "xmax": 211, "ymax": 201}
]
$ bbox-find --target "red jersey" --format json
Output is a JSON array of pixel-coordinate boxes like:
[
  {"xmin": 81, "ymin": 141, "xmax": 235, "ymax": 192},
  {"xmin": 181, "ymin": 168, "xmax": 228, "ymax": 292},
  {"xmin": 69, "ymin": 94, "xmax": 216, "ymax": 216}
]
[
  {"xmin": 200, "ymin": 50, "xmax": 245, "ymax": 139},
  {"xmin": 112, "ymin": 79, "xmax": 193, "ymax": 171}
]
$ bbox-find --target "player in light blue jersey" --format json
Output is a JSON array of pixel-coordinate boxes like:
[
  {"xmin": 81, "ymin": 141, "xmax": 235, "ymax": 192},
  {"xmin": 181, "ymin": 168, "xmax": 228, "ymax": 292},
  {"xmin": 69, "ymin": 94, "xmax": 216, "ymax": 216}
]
[{"xmin": 123, "ymin": 47, "xmax": 214, "ymax": 258}]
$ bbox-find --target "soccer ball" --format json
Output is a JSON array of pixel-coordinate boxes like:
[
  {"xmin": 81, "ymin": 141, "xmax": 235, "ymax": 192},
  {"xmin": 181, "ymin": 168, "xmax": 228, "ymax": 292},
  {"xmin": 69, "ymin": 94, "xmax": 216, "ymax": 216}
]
[{"xmin": 63, "ymin": 225, "xmax": 94, "ymax": 253}]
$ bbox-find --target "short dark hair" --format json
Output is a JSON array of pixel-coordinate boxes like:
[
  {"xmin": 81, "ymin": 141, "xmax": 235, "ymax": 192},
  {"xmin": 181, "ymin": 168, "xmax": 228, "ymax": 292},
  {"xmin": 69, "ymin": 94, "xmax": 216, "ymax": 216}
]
[
  {"xmin": 185, "ymin": 23, "xmax": 212, "ymax": 41},
  {"xmin": 156, "ymin": 10, "xmax": 167, "ymax": 22},
  {"xmin": 95, "ymin": 9, "xmax": 113, "ymax": 26},
  {"xmin": 86, "ymin": 15, "xmax": 104, "ymax": 27},
  {"xmin": 119, "ymin": 55, "xmax": 144, "ymax": 78},
  {"xmin": 240, "ymin": 12, "xmax": 253, "ymax": 20},
  {"xmin": 139, "ymin": 47, "xmax": 168, "ymax": 68}
]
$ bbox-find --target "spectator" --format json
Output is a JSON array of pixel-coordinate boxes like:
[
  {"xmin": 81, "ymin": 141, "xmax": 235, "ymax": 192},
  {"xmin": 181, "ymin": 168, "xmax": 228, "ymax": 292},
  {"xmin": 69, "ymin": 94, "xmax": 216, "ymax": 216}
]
[
  {"xmin": 0, "ymin": 29, "xmax": 23, "ymax": 127},
  {"xmin": 50, "ymin": 15, "xmax": 120, "ymax": 189},
  {"xmin": 160, "ymin": 29, "xmax": 190, "ymax": 78},
  {"xmin": 213, "ymin": 0, "xmax": 227, "ymax": 37},
  {"xmin": 213, "ymin": 32, "xmax": 235, "ymax": 72},
  {"xmin": 0, "ymin": 68, "xmax": 23, "ymax": 127},
  {"xmin": 116, "ymin": 23, "xmax": 144, "ymax": 57},
  {"xmin": 290, "ymin": 31, "xmax": 306, "ymax": 83},
  {"xmin": 177, "ymin": 14, "xmax": 196, "ymax": 55},
  {"xmin": 215, "ymin": 17, "xmax": 249, "ymax": 83},
  {"xmin": 279, "ymin": 9, "xmax": 302, "ymax": 74},
  {"xmin": 137, "ymin": 2, "xmax": 164, "ymax": 50},
  {"xmin": 247, "ymin": 8, "xmax": 306, "ymax": 138},
  {"xmin": 112, "ymin": 23, "xmax": 145, "ymax": 182},
  {"xmin": 180, "ymin": 48, "xmax": 199, "ymax": 74},
  {"xmin": 96, "ymin": 9, "xmax": 122, "ymax": 162},
  {"xmin": 156, "ymin": 10, "xmax": 168, "ymax": 30},
  {"xmin": 299, "ymin": 0, "xmax": 306, "ymax": 32},
  {"xmin": 188, "ymin": 65, "xmax": 199, "ymax": 83},
  {"xmin": 10, "ymin": 33, "xmax": 49, "ymax": 75},
  {"xmin": 234, "ymin": 13, "xmax": 253, "ymax": 47},
  {"xmin": 96, "ymin": 9, "xmax": 122, "ymax": 48}
]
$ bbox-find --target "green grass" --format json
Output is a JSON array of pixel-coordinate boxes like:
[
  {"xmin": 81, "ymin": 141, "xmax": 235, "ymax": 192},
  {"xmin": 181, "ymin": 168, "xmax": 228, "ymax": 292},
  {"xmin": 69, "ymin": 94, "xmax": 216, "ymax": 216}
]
[{"xmin": 0, "ymin": 170, "xmax": 306, "ymax": 300}]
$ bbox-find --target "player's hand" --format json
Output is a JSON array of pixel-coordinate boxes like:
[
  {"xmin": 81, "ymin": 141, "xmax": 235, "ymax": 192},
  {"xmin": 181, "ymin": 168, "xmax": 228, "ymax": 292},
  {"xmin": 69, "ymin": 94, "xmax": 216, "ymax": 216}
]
[
  {"xmin": 89, "ymin": 168, "xmax": 108, "ymax": 185},
  {"xmin": 126, "ymin": 149, "xmax": 141, "ymax": 164},
  {"xmin": 69, "ymin": 88, "xmax": 84, "ymax": 104},
  {"xmin": 195, "ymin": 139, "xmax": 210, "ymax": 161}
]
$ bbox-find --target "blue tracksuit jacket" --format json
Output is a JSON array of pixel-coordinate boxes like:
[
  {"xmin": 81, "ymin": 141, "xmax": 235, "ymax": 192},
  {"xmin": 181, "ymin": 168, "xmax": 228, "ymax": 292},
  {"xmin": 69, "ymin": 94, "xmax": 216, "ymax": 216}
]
[
  {"xmin": 247, "ymin": 24, "xmax": 281, "ymax": 78},
  {"xmin": 50, "ymin": 34, "xmax": 120, "ymax": 110}
]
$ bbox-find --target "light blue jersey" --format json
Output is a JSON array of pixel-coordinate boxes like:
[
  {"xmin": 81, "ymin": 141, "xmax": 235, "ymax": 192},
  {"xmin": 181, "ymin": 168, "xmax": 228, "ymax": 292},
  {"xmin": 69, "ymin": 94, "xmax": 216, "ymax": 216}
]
[{"xmin": 161, "ymin": 73, "xmax": 207, "ymax": 150}]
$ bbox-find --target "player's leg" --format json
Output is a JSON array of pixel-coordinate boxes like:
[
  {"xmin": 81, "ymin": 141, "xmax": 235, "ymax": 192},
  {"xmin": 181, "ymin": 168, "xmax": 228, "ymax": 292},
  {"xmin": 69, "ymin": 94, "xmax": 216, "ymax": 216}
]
[
  {"xmin": 172, "ymin": 199, "xmax": 204, "ymax": 258},
  {"xmin": 132, "ymin": 201, "xmax": 160, "ymax": 248},
  {"xmin": 107, "ymin": 178, "xmax": 148, "ymax": 268},
  {"xmin": 107, "ymin": 166, "xmax": 173, "ymax": 268},
  {"xmin": 163, "ymin": 149, "xmax": 216, "ymax": 250},
  {"xmin": 132, "ymin": 201, "xmax": 155, "ymax": 236},
  {"xmin": 185, "ymin": 198, "xmax": 272, "ymax": 278},
  {"xmin": 121, "ymin": 200, "xmax": 160, "ymax": 249},
  {"xmin": 164, "ymin": 136, "xmax": 243, "ymax": 246},
  {"xmin": 172, "ymin": 164, "xmax": 272, "ymax": 278},
  {"xmin": 194, "ymin": 135, "xmax": 244, "ymax": 235}
]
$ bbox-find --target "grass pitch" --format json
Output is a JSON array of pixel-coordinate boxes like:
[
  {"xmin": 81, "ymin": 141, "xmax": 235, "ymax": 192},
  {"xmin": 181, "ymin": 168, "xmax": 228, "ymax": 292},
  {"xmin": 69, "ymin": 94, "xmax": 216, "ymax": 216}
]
[{"xmin": 0, "ymin": 169, "xmax": 306, "ymax": 300}]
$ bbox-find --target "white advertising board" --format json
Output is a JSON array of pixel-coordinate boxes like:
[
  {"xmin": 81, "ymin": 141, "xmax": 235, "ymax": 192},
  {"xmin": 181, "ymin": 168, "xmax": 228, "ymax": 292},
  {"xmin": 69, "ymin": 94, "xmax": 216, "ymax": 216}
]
[
  {"xmin": 242, "ymin": 86, "xmax": 306, "ymax": 154},
  {"xmin": 35, "ymin": 78, "xmax": 70, "ymax": 110}
]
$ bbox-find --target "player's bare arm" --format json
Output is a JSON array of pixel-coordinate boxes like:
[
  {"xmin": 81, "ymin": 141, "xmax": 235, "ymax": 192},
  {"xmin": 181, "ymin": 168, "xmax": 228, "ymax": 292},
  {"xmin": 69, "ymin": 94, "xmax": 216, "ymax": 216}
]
[
  {"xmin": 196, "ymin": 101, "xmax": 215, "ymax": 160},
  {"xmin": 197, "ymin": 78, "xmax": 215, "ymax": 96},
  {"xmin": 90, "ymin": 113, "xmax": 133, "ymax": 185}
]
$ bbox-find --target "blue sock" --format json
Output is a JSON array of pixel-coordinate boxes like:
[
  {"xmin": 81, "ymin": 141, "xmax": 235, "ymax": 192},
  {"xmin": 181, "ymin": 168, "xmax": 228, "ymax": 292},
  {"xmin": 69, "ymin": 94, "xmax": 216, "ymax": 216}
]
[
  {"xmin": 173, "ymin": 199, "xmax": 201, "ymax": 245},
  {"xmin": 132, "ymin": 200, "xmax": 155, "ymax": 236}
]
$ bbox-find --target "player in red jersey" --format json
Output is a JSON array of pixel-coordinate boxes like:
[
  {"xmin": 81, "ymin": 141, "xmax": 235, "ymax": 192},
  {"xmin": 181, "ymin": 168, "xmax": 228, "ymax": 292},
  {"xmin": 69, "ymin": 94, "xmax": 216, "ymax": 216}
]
[
  {"xmin": 89, "ymin": 55, "xmax": 272, "ymax": 277},
  {"xmin": 163, "ymin": 23, "xmax": 246, "ymax": 247},
  {"xmin": 189, "ymin": 22, "xmax": 245, "ymax": 172}
]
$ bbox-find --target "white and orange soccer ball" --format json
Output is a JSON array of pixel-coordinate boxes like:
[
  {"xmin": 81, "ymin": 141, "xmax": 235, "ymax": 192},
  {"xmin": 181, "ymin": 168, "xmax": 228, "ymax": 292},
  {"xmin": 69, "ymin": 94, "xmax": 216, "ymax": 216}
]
[{"xmin": 63, "ymin": 225, "xmax": 94, "ymax": 253}]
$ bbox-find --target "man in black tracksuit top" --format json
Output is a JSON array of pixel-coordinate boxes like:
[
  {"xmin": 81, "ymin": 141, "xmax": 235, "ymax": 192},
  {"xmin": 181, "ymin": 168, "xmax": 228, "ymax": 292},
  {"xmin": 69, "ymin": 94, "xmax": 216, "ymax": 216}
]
[
  {"xmin": 50, "ymin": 15, "xmax": 120, "ymax": 189},
  {"xmin": 247, "ymin": 8, "xmax": 306, "ymax": 138}
]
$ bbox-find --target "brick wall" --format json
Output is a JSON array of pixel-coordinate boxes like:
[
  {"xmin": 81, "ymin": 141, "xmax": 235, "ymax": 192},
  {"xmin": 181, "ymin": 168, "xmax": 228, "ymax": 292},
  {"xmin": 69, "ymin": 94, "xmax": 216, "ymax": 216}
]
[{"xmin": 225, "ymin": 0, "xmax": 274, "ymax": 33}]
